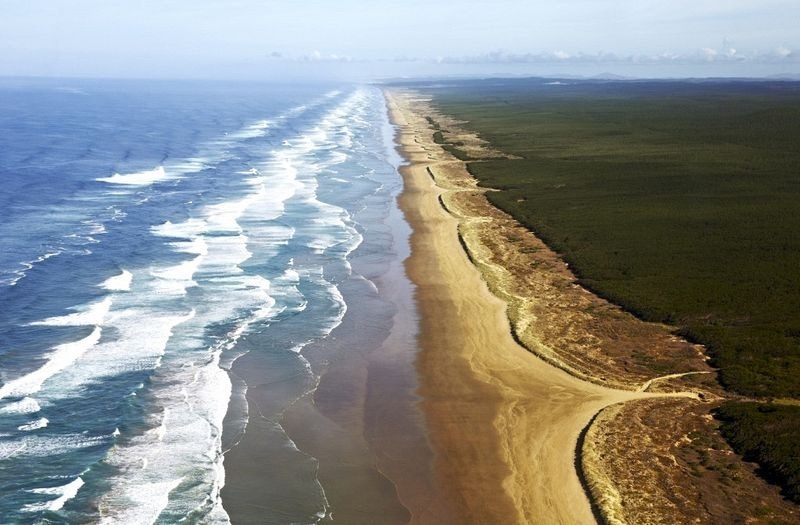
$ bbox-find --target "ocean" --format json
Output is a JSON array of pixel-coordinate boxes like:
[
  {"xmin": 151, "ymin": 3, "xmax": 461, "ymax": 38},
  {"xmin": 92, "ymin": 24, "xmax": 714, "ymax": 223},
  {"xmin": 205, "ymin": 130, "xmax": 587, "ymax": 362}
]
[{"xmin": 0, "ymin": 78, "xmax": 408, "ymax": 524}]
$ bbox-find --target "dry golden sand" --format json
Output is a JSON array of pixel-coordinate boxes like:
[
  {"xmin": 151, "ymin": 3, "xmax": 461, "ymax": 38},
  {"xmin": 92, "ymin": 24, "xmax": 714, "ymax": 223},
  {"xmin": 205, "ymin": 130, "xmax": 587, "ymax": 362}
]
[{"xmin": 386, "ymin": 90, "xmax": 703, "ymax": 524}]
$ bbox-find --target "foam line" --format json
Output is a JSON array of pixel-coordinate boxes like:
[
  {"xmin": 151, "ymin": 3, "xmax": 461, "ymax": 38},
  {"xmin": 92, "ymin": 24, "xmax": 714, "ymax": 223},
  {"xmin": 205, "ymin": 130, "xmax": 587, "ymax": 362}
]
[
  {"xmin": 97, "ymin": 166, "xmax": 170, "ymax": 186},
  {"xmin": 0, "ymin": 397, "xmax": 41, "ymax": 414},
  {"xmin": 18, "ymin": 417, "xmax": 49, "ymax": 431},
  {"xmin": 101, "ymin": 270, "xmax": 133, "ymax": 292},
  {"xmin": 0, "ymin": 327, "xmax": 102, "ymax": 400},
  {"xmin": 0, "ymin": 433, "xmax": 111, "ymax": 460},
  {"xmin": 98, "ymin": 478, "xmax": 182, "ymax": 525},
  {"xmin": 31, "ymin": 297, "xmax": 112, "ymax": 327},
  {"xmin": 22, "ymin": 477, "xmax": 85, "ymax": 512}
]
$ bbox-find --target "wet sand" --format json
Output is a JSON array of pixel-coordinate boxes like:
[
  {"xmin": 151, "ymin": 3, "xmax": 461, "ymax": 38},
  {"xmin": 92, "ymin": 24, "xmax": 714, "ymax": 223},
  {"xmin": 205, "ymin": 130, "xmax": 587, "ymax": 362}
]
[
  {"xmin": 221, "ymin": 209, "xmax": 427, "ymax": 524},
  {"xmin": 386, "ymin": 89, "xmax": 662, "ymax": 524},
  {"xmin": 278, "ymin": 195, "xmax": 453, "ymax": 524},
  {"xmin": 221, "ymin": 102, "xmax": 449, "ymax": 523}
]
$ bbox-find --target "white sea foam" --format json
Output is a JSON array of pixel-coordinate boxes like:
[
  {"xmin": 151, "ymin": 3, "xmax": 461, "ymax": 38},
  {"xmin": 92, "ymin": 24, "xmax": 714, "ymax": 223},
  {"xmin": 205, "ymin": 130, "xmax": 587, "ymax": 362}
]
[
  {"xmin": 18, "ymin": 417, "xmax": 49, "ymax": 431},
  {"xmin": 0, "ymin": 249, "xmax": 63, "ymax": 288},
  {"xmin": 108, "ymin": 206, "xmax": 127, "ymax": 222},
  {"xmin": 148, "ymin": 226, "xmax": 206, "ymax": 295},
  {"xmin": 151, "ymin": 257, "xmax": 202, "ymax": 285},
  {"xmin": 0, "ymin": 268, "xmax": 30, "ymax": 288},
  {"xmin": 2, "ymin": 433, "xmax": 110, "ymax": 459},
  {"xmin": 282, "ymin": 267, "xmax": 301, "ymax": 285},
  {"xmin": 35, "ymin": 249, "xmax": 64, "ymax": 264},
  {"xmin": 97, "ymin": 326, "xmax": 234, "ymax": 522},
  {"xmin": 229, "ymin": 119, "xmax": 272, "ymax": 140},
  {"xmin": 298, "ymin": 267, "xmax": 348, "ymax": 338},
  {"xmin": 0, "ymin": 441, "xmax": 28, "ymax": 460},
  {"xmin": 0, "ymin": 397, "xmax": 41, "ymax": 415},
  {"xmin": 101, "ymin": 270, "xmax": 133, "ymax": 291},
  {"xmin": 205, "ymin": 201, "xmax": 248, "ymax": 233},
  {"xmin": 22, "ymin": 476, "xmax": 85, "ymax": 512},
  {"xmin": 0, "ymin": 327, "xmax": 102, "ymax": 400},
  {"xmin": 328, "ymin": 151, "xmax": 348, "ymax": 165},
  {"xmin": 97, "ymin": 166, "xmax": 170, "ymax": 186},
  {"xmin": 7, "ymin": 308, "xmax": 194, "ymax": 412},
  {"xmin": 95, "ymin": 128, "xmax": 311, "ymax": 520},
  {"xmin": 168, "ymin": 157, "xmax": 207, "ymax": 175},
  {"xmin": 83, "ymin": 220, "xmax": 107, "ymax": 235},
  {"xmin": 78, "ymin": 310, "xmax": 196, "ymax": 377},
  {"xmin": 257, "ymin": 89, "xmax": 367, "ymax": 350},
  {"xmin": 31, "ymin": 297, "xmax": 112, "ymax": 327},
  {"xmin": 170, "ymin": 237, "xmax": 209, "ymax": 256},
  {"xmin": 203, "ymin": 236, "xmax": 251, "ymax": 274},
  {"xmin": 99, "ymin": 477, "xmax": 183, "ymax": 525},
  {"xmin": 94, "ymin": 136, "xmax": 300, "ymax": 520},
  {"xmin": 151, "ymin": 218, "xmax": 207, "ymax": 239}
]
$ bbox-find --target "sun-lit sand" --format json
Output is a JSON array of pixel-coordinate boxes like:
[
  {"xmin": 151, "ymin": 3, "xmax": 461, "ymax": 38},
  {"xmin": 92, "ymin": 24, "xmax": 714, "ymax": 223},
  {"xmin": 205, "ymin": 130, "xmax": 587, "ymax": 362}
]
[{"xmin": 385, "ymin": 89, "xmax": 705, "ymax": 524}]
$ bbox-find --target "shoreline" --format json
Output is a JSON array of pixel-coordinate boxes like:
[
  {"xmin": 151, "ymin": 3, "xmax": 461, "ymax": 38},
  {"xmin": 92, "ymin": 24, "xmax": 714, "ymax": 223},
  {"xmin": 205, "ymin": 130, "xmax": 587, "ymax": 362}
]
[
  {"xmin": 220, "ymin": 89, "xmax": 444, "ymax": 524},
  {"xmin": 385, "ymin": 89, "xmax": 662, "ymax": 523},
  {"xmin": 216, "ymin": 85, "xmax": 766, "ymax": 524}
]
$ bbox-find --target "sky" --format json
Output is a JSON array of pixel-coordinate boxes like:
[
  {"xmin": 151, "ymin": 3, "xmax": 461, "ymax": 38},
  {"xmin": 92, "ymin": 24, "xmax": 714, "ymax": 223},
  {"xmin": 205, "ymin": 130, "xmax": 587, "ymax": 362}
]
[{"xmin": 1, "ymin": 0, "xmax": 799, "ymax": 80}]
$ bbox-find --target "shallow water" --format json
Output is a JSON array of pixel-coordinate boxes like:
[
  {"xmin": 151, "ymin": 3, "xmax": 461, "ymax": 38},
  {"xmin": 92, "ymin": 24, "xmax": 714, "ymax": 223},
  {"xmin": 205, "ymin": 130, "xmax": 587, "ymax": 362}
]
[{"xmin": 0, "ymin": 78, "xmax": 405, "ymax": 524}]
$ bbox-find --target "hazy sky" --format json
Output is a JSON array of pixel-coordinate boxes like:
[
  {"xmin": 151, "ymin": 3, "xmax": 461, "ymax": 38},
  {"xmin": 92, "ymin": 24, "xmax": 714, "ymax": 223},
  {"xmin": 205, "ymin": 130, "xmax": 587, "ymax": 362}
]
[{"xmin": 1, "ymin": 0, "xmax": 798, "ymax": 79}]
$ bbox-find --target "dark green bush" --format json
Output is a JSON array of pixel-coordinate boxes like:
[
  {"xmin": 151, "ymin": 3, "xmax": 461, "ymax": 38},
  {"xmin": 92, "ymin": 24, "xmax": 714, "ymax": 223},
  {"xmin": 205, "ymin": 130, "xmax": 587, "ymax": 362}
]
[{"xmin": 717, "ymin": 402, "xmax": 800, "ymax": 503}]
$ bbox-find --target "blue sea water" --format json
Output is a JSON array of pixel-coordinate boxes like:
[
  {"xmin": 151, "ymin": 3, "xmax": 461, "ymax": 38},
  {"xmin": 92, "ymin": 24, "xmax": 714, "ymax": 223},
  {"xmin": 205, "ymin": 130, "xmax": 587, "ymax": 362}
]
[{"xmin": 0, "ymin": 78, "xmax": 401, "ymax": 523}]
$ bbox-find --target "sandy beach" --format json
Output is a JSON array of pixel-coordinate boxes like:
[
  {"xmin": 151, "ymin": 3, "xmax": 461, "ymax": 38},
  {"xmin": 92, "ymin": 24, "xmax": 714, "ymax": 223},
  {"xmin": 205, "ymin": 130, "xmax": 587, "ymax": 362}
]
[{"xmin": 384, "ymin": 89, "xmax": 716, "ymax": 524}]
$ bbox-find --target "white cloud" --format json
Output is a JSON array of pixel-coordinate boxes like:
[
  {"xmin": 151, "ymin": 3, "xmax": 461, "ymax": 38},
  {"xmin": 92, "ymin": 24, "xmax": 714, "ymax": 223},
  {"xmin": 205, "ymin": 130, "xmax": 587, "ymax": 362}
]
[
  {"xmin": 432, "ymin": 46, "xmax": 799, "ymax": 65},
  {"xmin": 265, "ymin": 50, "xmax": 354, "ymax": 63},
  {"xmin": 702, "ymin": 48, "xmax": 719, "ymax": 61}
]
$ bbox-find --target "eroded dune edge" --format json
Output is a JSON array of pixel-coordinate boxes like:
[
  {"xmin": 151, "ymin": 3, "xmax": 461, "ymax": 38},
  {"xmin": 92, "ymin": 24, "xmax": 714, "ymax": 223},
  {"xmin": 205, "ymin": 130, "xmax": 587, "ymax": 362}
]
[{"xmin": 385, "ymin": 88, "xmax": 799, "ymax": 524}]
